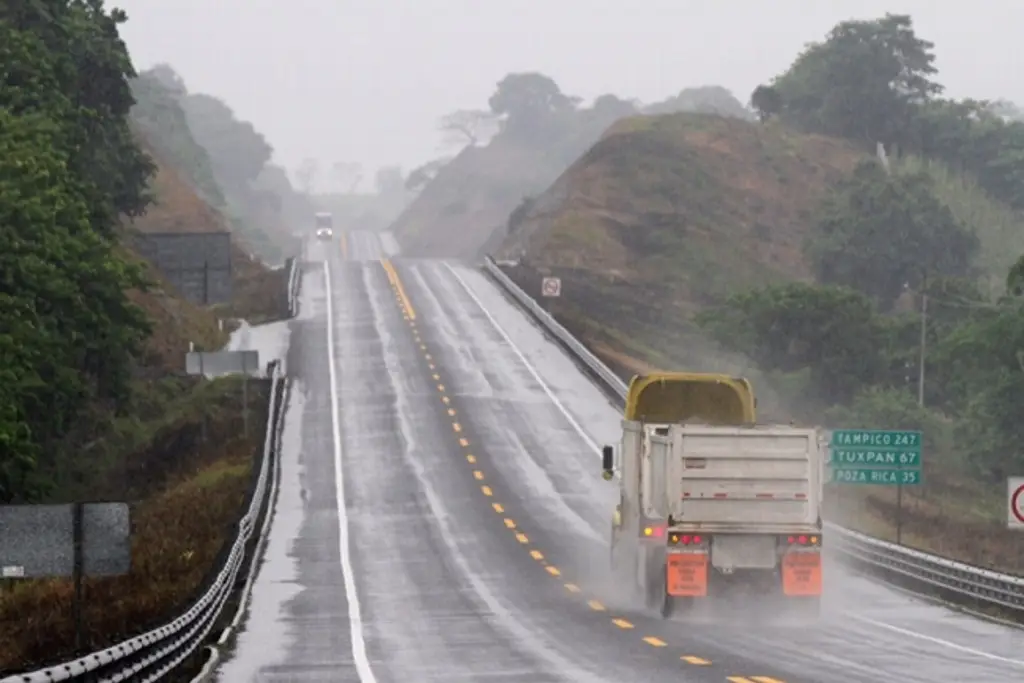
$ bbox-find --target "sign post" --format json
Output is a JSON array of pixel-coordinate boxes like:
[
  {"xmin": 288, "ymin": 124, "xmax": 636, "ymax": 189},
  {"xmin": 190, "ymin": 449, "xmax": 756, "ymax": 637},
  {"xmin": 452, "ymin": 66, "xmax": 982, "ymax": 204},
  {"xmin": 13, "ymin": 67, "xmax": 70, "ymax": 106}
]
[
  {"xmin": 827, "ymin": 429, "xmax": 923, "ymax": 544},
  {"xmin": 1008, "ymin": 477, "xmax": 1024, "ymax": 529}
]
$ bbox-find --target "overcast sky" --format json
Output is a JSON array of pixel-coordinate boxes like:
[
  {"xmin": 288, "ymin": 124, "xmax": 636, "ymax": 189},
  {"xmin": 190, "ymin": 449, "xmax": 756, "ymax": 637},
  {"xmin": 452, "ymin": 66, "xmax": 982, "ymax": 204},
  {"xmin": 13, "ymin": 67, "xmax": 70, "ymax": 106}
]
[{"xmin": 115, "ymin": 1, "xmax": 1020, "ymax": 190}]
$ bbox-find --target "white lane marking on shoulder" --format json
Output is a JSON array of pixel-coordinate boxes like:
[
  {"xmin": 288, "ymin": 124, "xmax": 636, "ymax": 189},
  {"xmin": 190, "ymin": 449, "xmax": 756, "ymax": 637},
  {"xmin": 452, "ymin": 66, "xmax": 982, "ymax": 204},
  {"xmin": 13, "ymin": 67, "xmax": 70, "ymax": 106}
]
[
  {"xmin": 443, "ymin": 263, "xmax": 599, "ymax": 453},
  {"xmin": 848, "ymin": 613, "xmax": 1024, "ymax": 666},
  {"xmin": 324, "ymin": 260, "xmax": 378, "ymax": 682}
]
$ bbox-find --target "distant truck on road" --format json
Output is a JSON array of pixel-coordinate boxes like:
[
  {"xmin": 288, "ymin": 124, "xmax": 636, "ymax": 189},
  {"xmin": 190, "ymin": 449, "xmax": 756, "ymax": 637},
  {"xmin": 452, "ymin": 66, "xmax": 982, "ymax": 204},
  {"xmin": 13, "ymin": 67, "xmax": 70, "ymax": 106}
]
[
  {"xmin": 315, "ymin": 212, "xmax": 334, "ymax": 240},
  {"xmin": 602, "ymin": 372, "xmax": 825, "ymax": 617}
]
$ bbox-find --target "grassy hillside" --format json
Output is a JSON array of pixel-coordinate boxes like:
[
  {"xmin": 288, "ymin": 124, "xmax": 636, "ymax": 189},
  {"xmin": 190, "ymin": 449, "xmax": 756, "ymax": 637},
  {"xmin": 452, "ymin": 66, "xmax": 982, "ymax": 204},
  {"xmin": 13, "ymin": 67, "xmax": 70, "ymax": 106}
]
[{"xmin": 392, "ymin": 82, "xmax": 754, "ymax": 260}]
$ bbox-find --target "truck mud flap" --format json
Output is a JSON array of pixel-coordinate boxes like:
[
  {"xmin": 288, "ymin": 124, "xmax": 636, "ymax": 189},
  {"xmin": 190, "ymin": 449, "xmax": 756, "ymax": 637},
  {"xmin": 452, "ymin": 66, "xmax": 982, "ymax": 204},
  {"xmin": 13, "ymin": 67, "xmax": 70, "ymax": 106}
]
[
  {"xmin": 782, "ymin": 551, "xmax": 822, "ymax": 596},
  {"xmin": 666, "ymin": 553, "xmax": 708, "ymax": 597}
]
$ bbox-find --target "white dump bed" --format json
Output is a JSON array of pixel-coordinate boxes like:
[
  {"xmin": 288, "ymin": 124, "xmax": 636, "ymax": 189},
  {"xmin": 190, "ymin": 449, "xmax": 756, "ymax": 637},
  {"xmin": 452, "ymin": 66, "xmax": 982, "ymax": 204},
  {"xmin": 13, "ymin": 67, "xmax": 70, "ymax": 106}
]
[{"xmin": 645, "ymin": 425, "xmax": 824, "ymax": 530}]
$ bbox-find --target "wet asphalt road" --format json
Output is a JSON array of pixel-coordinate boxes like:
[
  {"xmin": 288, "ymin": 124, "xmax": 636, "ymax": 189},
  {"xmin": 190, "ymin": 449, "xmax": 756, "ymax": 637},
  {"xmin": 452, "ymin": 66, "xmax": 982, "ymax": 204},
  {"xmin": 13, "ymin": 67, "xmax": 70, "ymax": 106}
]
[{"xmin": 216, "ymin": 230, "xmax": 1024, "ymax": 682}]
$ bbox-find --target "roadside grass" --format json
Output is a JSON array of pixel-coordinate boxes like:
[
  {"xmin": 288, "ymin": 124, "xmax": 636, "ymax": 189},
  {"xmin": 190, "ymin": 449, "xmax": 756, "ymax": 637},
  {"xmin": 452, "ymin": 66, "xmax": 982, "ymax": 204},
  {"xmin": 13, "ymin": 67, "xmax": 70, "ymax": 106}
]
[
  {"xmin": 0, "ymin": 377, "xmax": 269, "ymax": 672},
  {"xmin": 892, "ymin": 154, "xmax": 1024, "ymax": 298}
]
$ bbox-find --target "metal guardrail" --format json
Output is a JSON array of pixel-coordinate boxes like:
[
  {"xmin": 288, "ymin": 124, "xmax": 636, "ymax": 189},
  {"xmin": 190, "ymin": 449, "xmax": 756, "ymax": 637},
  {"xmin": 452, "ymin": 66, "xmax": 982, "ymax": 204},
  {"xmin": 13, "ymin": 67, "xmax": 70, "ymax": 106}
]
[
  {"xmin": 1, "ymin": 259, "xmax": 303, "ymax": 682},
  {"xmin": 481, "ymin": 255, "xmax": 1024, "ymax": 615}
]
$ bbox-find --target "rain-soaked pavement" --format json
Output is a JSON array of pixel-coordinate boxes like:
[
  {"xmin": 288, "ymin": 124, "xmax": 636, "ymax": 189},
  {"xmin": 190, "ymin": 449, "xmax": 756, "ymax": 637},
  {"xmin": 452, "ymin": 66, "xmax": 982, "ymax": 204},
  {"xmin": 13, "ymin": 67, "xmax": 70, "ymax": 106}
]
[{"xmin": 214, "ymin": 230, "xmax": 1024, "ymax": 683}]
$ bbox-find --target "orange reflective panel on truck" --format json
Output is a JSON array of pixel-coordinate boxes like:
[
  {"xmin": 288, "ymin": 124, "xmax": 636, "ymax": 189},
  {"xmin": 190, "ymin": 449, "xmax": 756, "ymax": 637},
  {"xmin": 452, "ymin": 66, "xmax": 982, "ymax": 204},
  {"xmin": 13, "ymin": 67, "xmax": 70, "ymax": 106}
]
[
  {"xmin": 666, "ymin": 552, "xmax": 708, "ymax": 596},
  {"xmin": 782, "ymin": 551, "xmax": 822, "ymax": 596}
]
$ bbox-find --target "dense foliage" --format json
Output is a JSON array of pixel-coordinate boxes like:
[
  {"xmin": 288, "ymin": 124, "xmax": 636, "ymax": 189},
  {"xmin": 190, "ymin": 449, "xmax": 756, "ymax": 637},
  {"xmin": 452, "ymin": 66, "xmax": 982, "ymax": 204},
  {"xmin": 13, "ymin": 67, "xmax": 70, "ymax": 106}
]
[
  {"xmin": 703, "ymin": 13, "xmax": 1024, "ymax": 479},
  {"xmin": 0, "ymin": 2, "xmax": 154, "ymax": 502}
]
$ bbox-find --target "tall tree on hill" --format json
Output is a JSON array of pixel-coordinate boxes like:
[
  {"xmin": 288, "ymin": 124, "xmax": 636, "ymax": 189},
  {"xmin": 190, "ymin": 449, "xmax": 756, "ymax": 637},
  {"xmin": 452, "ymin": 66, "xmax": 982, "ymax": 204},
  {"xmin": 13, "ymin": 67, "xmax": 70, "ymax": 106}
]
[
  {"xmin": 438, "ymin": 109, "xmax": 498, "ymax": 150},
  {"xmin": 765, "ymin": 14, "xmax": 942, "ymax": 148},
  {"xmin": 1, "ymin": 0, "xmax": 155, "ymax": 228},
  {"xmin": 488, "ymin": 72, "xmax": 576, "ymax": 141},
  {"xmin": 182, "ymin": 93, "xmax": 273, "ymax": 193}
]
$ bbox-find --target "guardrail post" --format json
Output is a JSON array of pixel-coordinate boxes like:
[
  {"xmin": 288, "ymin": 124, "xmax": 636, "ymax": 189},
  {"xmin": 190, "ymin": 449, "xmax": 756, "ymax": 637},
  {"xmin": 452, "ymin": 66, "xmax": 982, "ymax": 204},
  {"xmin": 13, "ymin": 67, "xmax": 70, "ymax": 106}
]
[{"xmin": 72, "ymin": 502, "xmax": 84, "ymax": 654}]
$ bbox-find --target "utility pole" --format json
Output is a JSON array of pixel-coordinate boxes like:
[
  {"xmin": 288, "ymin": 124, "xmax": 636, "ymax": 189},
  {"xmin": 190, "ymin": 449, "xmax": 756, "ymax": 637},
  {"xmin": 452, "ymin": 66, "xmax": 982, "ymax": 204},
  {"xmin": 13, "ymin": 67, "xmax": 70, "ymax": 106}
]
[{"xmin": 917, "ymin": 273, "xmax": 928, "ymax": 407}]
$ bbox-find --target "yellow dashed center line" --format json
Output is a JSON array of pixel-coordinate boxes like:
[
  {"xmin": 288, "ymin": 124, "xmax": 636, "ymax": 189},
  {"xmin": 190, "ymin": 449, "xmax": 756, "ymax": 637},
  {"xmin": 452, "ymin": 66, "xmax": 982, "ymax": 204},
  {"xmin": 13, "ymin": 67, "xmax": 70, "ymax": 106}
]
[
  {"xmin": 384, "ymin": 262, "xmax": 728, "ymax": 675},
  {"xmin": 380, "ymin": 259, "xmax": 415, "ymax": 320},
  {"xmin": 681, "ymin": 656, "xmax": 711, "ymax": 666}
]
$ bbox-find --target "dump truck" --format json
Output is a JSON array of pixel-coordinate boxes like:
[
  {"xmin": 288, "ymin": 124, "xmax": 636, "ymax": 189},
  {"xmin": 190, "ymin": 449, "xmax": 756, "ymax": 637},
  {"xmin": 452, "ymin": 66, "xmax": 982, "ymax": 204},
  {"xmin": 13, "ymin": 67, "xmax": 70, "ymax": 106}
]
[{"xmin": 602, "ymin": 372, "xmax": 825, "ymax": 617}]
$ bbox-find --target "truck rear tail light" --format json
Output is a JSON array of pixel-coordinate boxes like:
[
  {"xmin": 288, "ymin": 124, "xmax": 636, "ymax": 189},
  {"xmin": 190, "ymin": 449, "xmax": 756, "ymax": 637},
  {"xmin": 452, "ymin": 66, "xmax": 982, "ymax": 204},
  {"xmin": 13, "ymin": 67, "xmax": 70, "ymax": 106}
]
[
  {"xmin": 643, "ymin": 525, "xmax": 665, "ymax": 538},
  {"xmin": 785, "ymin": 535, "xmax": 820, "ymax": 546},
  {"xmin": 668, "ymin": 534, "xmax": 703, "ymax": 546}
]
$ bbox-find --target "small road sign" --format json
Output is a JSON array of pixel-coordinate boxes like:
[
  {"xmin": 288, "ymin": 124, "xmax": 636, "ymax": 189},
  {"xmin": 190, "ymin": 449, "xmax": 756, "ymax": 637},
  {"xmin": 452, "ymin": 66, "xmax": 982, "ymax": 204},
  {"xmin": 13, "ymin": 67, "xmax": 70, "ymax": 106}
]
[
  {"xmin": 1008, "ymin": 477, "xmax": 1024, "ymax": 529},
  {"xmin": 541, "ymin": 276, "xmax": 561, "ymax": 297},
  {"xmin": 830, "ymin": 468, "xmax": 921, "ymax": 485}
]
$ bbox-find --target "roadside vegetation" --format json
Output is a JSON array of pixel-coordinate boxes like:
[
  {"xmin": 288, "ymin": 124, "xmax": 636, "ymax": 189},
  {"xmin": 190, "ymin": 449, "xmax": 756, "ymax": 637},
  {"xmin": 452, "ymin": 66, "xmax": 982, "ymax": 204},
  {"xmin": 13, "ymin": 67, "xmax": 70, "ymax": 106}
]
[
  {"xmin": 0, "ymin": 2, "xmax": 290, "ymax": 671},
  {"xmin": 497, "ymin": 14, "xmax": 1024, "ymax": 573}
]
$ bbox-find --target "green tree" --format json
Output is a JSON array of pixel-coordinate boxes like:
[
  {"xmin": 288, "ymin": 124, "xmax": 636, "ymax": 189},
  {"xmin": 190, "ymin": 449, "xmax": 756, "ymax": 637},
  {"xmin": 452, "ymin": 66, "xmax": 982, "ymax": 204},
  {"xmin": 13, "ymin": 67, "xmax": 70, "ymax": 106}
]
[
  {"xmin": 0, "ymin": 110, "xmax": 151, "ymax": 502},
  {"xmin": 0, "ymin": 4, "xmax": 155, "ymax": 502},
  {"xmin": 750, "ymin": 85, "xmax": 781, "ymax": 122},
  {"xmin": 696, "ymin": 282, "xmax": 886, "ymax": 404},
  {"xmin": 768, "ymin": 14, "xmax": 942, "ymax": 147},
  {"xmin": 807, "ymin": 160, "xmax": 978, "ymax": 310},
  {"xmin": 488, "ymin": 72, "xmax": 576, "ymax": 140}
]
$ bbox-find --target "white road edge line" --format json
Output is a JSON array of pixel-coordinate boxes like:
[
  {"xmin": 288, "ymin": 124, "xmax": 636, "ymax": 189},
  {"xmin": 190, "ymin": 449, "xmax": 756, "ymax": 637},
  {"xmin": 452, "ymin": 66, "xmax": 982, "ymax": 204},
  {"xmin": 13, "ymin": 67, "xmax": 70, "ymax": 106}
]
[
  {"xmin": 444, "ymin": 263, "xmax": 600, "ymax": 453},
  {"xmin": 449, "ymin": 262, "xmax": 1024, "ymax": 666},
  {"xmin": 848, "ymin": 613, "xmax": 1024, "ymax": 666},
  {"xmin": 324, "ymin": 260, "xmax": 378, "ymax": 682}
]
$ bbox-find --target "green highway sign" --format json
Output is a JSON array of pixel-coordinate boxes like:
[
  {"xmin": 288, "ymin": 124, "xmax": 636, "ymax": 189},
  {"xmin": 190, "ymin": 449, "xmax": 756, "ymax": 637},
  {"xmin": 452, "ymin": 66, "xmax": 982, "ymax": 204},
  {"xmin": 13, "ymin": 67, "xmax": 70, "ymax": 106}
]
[
  {"xmin": 830, "ymin": 429, "xmax": 921, "ymax": 450},
  {"xmin": 830, "ymin": 468, "xmax": 921, "ymax": 485},
  {"xmin": 829, "ymin": 449, "xmax": 920, "ymax": 467}
]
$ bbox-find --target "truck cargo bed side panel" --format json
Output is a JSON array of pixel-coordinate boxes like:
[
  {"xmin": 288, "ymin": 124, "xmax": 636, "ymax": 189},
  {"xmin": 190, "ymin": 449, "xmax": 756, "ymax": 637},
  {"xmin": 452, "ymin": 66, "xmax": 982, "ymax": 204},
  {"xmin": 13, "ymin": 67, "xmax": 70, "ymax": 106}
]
[{"xmin": 667, "ymin": 427, "xmax": 822, "ymax": 527}]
